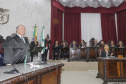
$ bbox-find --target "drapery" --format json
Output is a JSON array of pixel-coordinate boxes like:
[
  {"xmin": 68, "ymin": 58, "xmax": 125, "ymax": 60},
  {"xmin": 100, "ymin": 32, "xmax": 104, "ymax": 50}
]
[
  {"xmin": 101, "ymin": 13, "xmax": 117, "ymax": 43},
  {"xmin": 49, "ymin": 3, "xmax": 63, "ymax": 59},
  {"xmin": 81, "ymin": 13, "xmax": 102, "ymax": 46},
  {"xmin": 64, "ymin": 13, "xmax": 81, "ymax": 46},
  {"xmin": 117, "ymin": 10, "xmax": 126, "ymax": 44}
]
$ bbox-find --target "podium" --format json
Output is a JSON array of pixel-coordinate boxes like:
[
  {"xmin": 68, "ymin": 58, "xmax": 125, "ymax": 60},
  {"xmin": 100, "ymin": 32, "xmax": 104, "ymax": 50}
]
[
  {"xmin": 97, "ymin": 57, "xmax": 126, "ymax": 84},
  {"xmin": 32, "ymin": 47, "xmax": 43, "ymax": 64}
]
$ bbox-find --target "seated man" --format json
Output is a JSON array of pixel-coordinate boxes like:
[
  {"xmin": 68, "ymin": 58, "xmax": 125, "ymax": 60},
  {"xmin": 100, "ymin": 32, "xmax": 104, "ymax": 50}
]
[
  {"xmin": 89, "ymin": 38, "xmax": 95, "ymax": 47},
  {"xmin": 2, "ymin": 24, "xmax": 30, "ymax": 65},
  {"xmin": 116, "ymin": 41, "xmax": 124, "ymax": 48},
  {"xmin": 99, "ymin": 40, "xmax": 105, "ymax": 47},
  {"xmin": 109, "ymin": 40, "xmax": 116, "ymax": 47},
  {"xmin": 61, "ymin": 41, "xmax": 69, "ymax": 59},
  {"xmin": 53, "ymin": 41, "xmax": 60, "ymax": 60},
  {"xmin": 70, "ymin": 40, "xmax": 78, "ymax": 48},
  {"xmin": 79, "ymin": 40, "xmax": 86, "ymax": 48},
  {"xmin": 94, "ymin": 40, "xmax": 99, "ymax": 47}
]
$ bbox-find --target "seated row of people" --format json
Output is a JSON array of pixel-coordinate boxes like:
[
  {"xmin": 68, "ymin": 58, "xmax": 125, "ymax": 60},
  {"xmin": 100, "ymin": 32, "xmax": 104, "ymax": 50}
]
[
  {"xmin": 52, "ymin": 39, "xmax": 126, "ymax": 60},
  {"xmin": 89, "ymin": 38, "xmax": 125, "ymax": 48},
  {"xmin": 53, "ymin": 41, "xmax": 69, "ymax": 60}
]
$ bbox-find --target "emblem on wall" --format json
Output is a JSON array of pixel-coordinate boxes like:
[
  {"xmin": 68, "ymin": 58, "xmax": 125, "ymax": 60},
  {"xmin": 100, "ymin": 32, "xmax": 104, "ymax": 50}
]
[{"xmin": 0, "ymin": 8, "xmax": 9, "ymax": 25}]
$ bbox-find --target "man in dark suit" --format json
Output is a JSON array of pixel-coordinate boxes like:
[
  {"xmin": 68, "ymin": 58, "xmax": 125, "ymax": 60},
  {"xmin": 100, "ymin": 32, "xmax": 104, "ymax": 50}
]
[
  {"xmin": 94, "ymin": 40, "xmax": 98, "ymax": 47},
  {"xmin": 42, "ymin": 35, "xmax": 51, "ymax": 62},
  {"xmin": 2, "ymin": 24, "xmax": 30, "ymax": 65}
]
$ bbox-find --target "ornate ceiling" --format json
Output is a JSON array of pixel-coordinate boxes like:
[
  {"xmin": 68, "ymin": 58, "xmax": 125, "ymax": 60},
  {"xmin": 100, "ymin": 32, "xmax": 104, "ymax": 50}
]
[{"xmin": 57, "ymin": 0, "xmax": 126, "ymax": 8}]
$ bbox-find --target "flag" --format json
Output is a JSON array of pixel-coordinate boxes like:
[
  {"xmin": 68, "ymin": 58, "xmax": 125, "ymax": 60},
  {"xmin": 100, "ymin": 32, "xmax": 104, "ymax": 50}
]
[
  {"xmin": 32, "ymin": 25, "xmax": 37, "ymax": 41},
  {"xmin": 33, "ymin": 25, "xmax": 37, "ymax": 37},
  {"xmin": 41, "ymin": 25, "xmax": 45, "ymax": 53}
]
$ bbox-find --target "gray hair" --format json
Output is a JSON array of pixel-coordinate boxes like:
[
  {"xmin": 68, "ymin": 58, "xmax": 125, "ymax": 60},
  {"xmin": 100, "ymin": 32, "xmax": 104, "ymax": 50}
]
[{"xmin": 16, "ymin": 24, "xmax": 25, "ymax": 32}]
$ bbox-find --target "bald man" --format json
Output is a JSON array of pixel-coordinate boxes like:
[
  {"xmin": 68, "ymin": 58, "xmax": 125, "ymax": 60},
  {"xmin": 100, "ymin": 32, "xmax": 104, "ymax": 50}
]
[{"xmin": 2, "ymin": 24, "xmax": 30, "ymax": 64}]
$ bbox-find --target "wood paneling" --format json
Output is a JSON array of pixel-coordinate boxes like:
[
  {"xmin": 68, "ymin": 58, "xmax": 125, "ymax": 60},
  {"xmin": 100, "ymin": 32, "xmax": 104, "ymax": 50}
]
[
  {"xmin": 80, "ymin": 48, "xmax": 86, "ymax": 59},
  {"xmin": 106, "ymin": 60, "xmax": 120, "ymax": 79},
  {"xmin": 0, "ymin": 64, "xmax": 64, "ymax": 84},
  {"xmin": 97, "ymin": 58, "xmax": 126, "ymax": 83},
  {"xmin": 41, "ymin": 70, "xmax": 58, "ymax": 84}
]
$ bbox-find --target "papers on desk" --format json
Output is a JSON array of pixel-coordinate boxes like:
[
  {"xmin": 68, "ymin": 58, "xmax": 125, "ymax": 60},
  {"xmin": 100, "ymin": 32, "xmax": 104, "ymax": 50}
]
[{"xmin": 27, "ymin": 62, "xmax": 40, "ymax": 69}]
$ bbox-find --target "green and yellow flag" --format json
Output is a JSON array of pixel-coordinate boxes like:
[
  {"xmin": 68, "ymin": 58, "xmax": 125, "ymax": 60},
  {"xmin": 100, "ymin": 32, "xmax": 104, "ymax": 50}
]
[{"xmin": 33, "ymin": 24, "xmax": 37, "ymax": 37}]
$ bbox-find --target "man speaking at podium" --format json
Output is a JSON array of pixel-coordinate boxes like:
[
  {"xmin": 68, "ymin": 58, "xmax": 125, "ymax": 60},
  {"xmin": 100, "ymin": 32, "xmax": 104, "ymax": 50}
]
[{"xmin": 2, "ymin": 24, "xmax": 30, "ymax": 65}]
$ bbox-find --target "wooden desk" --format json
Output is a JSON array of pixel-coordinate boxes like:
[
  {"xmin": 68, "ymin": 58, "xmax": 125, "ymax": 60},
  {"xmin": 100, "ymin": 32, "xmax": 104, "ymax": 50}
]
[
  {"xmin": 68, "ymin": 48, "xmax": 81, "ymax": 62},
  {"xmin": 97, "ymin": 57, "xmax": 126, "ymax": 84},
  {"xmin": 80, "ymin": 48, "xmax": 86, "ymax": 60},
  {"xmin": 0, "ymin": 63, "xmax": 64, "ymax": 84},
  {"xmin": 68, "ymin": 47, "xmax": 126, "ymax": 62},
  {"xmin": 87, "ymin": 47, "xmax": 97, "ymax": 61}
]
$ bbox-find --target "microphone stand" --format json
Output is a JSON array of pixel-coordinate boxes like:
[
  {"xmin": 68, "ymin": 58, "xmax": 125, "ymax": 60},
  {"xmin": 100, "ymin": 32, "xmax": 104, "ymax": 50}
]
[{"xmin": 0, "ymin": 55, "xmax": 19, "ymax": 74}]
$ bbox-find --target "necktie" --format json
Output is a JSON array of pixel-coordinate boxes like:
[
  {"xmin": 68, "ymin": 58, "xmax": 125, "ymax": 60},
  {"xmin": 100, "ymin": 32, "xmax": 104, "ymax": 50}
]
[{"xmin": 21, "ymin": 36, "xmax": 25, "ymax": 43}]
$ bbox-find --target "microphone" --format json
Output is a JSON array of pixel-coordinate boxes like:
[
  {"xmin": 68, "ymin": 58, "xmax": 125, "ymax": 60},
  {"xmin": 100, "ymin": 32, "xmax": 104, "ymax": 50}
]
[{"xmin": 0, "ymin": 55, "xmax": 19, "ymax": 74}]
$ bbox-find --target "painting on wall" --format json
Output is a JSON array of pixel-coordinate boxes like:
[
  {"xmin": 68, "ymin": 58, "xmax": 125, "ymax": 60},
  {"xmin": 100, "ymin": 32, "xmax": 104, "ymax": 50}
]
[{"xmin": 0, "ymin": 8, "xmax": 9, "ymax": 25}]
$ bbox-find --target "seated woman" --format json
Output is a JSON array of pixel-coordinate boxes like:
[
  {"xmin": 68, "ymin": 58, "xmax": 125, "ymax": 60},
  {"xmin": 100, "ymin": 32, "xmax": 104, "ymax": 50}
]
[
  {"xmin": 99, "ymin": 40, "xmax": 105, "ymax": 47},
  {"xmin": 100, "ymin": 44, "xmax": 113, "ymax": 57},
  {"xmin": 109, "ymin": 40, "xmax": 115, "ymax": 47},
  {"xmin": 117, "ymin": 41, "xmax": 124, "ymax": 48},
  {"xmin": 89, "ymin": 38, "xmax": 95, "ymax": 47},
  {"xmin": 70, "ymin": 40, "xmax": 78, "ymax": 48},
  {"xmin": 61, "ymin": 41, "xmax": 69, "ymax": 59},
  {"xmin": 30, "ymin": 36, "xmax": 40, "ymax": 62},
  {"xmin": 53, "ymin": 41, "xmax": 60, "ymax": 60},
  {"xmin": 79, "ymin": 40, "xmax": 86, "ymax": 48}
]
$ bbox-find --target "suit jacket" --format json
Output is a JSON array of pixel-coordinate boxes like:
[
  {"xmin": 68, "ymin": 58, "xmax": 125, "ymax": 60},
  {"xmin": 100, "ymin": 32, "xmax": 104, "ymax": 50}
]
[
  {"xmin": 109, "ymin": 45, "xmax": 115, "ymax": 47},
  {"xmin": 70, "ymin": 44, "xmax": 78, "ymax": 48},
  {"xmin": 44, "ymin": 39, "xmax": 51, "ymax": 50},
  {"xmin": 53, "ymin": 44, "xmax": 60, "ymax": 52},
  {"xmin": 94, "ymin": 43, "xmax": 98, "ymax": 47},
  {"xmin": 100, "ymin": 50, "xmax": 111, "ymax": 57},
  {"xmin": 89, "ymin": 42, "xmax": 95, "ymax": 47},
  {"xmin": 2, "ymin": 34, "xmax": 30, "ymax": 64},
  {"xmin": 30, "ymin": 41, "xmax": 39, "ymax": 51},
  {"xmin": 79, "ymin": 43, "xmax": 86, "ymax": 48},
  {"xmin": 61, "ymin": 45, "xmax": 69, "ymax": 53}
]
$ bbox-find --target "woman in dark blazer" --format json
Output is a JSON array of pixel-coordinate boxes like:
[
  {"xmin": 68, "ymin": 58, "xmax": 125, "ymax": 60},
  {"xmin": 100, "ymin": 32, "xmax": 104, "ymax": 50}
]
[
  {"xmin": 101, "ymin": 44, "xmax": 113, "ymax": 57},
  {"xmin": 53, "ymin": 41, "xmax": 60, "ymax": 60},
  {"xmin": 61, "ymin": 41, "xmax": 69, "ymax": 59},
  {"xmin": 30, "ymin": 36, "xmax": 40, "ymax": 62}
]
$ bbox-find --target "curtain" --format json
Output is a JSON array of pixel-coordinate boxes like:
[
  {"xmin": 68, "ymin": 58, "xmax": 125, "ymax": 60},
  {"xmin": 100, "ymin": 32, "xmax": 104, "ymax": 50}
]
[
  {"xmin": 65, "ymin": 3, "xmax": 126, "ymax": 13},
  {"xmin": 81, "ymin": 13, "xmax": 102, "ymax": 46},
  {"xmin": 64, "ymin": 13, "xmax": 81, "ymax": 45},
  {"xmin": 101, "ymin": 13, "xmax": 117, "ymax": 43},
  {"xmin": 49, "ymin": 3, "xmax": 63, "ymax": 59},
  {"xmin": 117, "ymin": 10, "xmax": 126, "ymax": 44}
]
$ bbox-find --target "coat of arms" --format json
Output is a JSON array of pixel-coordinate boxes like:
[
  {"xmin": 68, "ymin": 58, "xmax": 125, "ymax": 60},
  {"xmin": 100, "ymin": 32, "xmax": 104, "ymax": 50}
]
[{"xmin": 0, "ymin": 8, "xmax": 9, "ymax": 24}]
